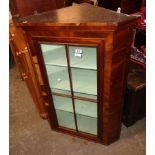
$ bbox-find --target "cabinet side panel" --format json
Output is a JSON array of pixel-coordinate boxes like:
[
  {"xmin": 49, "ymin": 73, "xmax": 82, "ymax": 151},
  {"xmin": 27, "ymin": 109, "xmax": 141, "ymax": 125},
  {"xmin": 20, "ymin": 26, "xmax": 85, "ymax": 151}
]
[{"xmin": 102, "ymin": 28, "xmax": 134, "ymax": 145}]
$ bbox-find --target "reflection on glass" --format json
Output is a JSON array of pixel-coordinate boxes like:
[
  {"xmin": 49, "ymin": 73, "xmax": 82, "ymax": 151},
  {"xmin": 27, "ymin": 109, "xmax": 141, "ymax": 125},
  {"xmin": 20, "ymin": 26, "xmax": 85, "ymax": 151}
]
[
  {"xmin": 41, "ymin": 44, "xmax": 67, "ymax": 66},
  {"xmin": 77, "ymin": 114, "xmax": 97, "ymax": 135},
  {"xmin": 69, "ymin": 46, "xmax": 97, "ymax": 69},
  {"xmin": 52, "ymin": 95, "xmax": 73, "ymax": 112},
  {"xmin": 71, "ymin": 68, "xmax": 97, "ymax": 96},
  {"xmin": 74, "ymin": 99, "xmax": 97, "ymax": 117},
  {"xmin": 40, "ymin": 43, "xmax": 71, "ymax": 94},
  {"xmin": 45, "ymin": 65, "xmax": 71, "ymax": 95},
  {"xmin": 52, "ymin": 95, "xmax": 76, "ymax": 129},
  {"xmin": 56, "ymin": 110, "xmax": 76, "ymax": 129}
]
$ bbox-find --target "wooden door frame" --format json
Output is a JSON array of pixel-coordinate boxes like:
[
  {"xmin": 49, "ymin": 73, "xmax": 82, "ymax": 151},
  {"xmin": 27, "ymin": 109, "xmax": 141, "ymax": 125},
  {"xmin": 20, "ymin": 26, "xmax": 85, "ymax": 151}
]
[{"xmin": 32, "ymin": 36, "xmax": 105, "ymax": 142}]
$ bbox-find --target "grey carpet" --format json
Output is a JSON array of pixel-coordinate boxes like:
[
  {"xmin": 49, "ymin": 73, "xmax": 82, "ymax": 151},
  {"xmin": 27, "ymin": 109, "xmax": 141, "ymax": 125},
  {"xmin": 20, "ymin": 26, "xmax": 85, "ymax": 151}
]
[{"xmin": 9, "ymin": 66, "xmax": 146, "ymax": 155}]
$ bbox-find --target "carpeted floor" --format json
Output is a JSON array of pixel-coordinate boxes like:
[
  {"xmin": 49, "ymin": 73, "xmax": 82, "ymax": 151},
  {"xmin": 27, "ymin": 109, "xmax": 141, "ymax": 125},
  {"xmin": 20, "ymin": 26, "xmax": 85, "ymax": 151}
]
[{"xmin": 9, "ymin": 66, "xmax": 146, "ymax": 155}]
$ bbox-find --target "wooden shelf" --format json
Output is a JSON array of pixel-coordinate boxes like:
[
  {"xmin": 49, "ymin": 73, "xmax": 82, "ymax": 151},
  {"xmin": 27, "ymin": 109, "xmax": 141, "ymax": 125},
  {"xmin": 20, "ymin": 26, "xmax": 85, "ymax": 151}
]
[
  {"xmin": 75, "ymin": 99, "xmax": 97, "ymax": 118},
  {"xmin": 77, "ymin": 114, "xmax": 97, "ymax": 135},
  {"xmin": 46, "ymin": 65, "xmax": 97, "ymax": 96},
  {"xmin": 46, "ymin": 66, "xmax": 97, "ymax": 96},
  {"xmin": 56, "ymin": 110, "xmax": 76, "ymax": 130},
  {"xmin": 53, "ymin": 95, "xmax": 73, "ymax": 112},
  {"xmin": 53, "ymin": 95, "xmax": 97, "ymax": 118},
  {"xmin": 56, "ymin": 109, "xmax": 97, "ymax": 135},
  {"xmin": 41, "ymin": 44, "xmax": 67, "ymax": 67},
  {"xmin": 69, "ymin": 45, "xmax": 97, "ymax": 70},
  {"xmin": 71, "ymin": 68, "xmax": 97, "ymax": 96},
  {"xmin": 45, "ymin": 65, "xmax": 71, "ymax": 95},
  {"xmin": 42, "ymin": 44, "xmax": 97, "ymax": 70}
]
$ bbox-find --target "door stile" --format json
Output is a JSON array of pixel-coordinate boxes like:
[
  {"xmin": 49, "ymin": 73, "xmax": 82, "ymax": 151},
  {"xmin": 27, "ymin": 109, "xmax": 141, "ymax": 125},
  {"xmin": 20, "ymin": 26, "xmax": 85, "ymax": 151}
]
[{"xmin": 97, "ymin": 42, "xmax": 105, "ymax": 141}]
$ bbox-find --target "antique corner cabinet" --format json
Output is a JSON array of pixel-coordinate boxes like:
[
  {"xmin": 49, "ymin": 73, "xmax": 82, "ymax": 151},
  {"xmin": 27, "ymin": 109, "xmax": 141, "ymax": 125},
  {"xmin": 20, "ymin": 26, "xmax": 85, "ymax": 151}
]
[{"xmin": 10, "ymin": 3, "xmax": 138, "ymax": 145}]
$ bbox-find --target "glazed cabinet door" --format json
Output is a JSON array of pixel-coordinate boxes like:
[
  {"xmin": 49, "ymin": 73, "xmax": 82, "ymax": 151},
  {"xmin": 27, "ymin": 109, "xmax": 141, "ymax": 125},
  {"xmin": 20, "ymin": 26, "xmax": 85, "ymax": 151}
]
[{"xmin": 32, "ymin": 37, "xmax": 105, "ymax": 141}]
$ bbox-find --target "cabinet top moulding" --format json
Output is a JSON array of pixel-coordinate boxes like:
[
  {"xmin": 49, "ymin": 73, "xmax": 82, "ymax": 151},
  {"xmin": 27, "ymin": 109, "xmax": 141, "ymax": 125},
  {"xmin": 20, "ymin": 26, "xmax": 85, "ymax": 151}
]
[{"xmin": 14, "ymin": 3, "xmax": 138, "ymax": 30}]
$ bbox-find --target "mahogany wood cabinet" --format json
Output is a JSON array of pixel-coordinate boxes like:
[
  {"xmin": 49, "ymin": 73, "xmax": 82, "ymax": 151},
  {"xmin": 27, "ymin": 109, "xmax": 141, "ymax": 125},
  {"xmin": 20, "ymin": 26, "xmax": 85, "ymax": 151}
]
[{"xmin": 11, "ymin": 4, "xmax": 138, "ymax": 145}]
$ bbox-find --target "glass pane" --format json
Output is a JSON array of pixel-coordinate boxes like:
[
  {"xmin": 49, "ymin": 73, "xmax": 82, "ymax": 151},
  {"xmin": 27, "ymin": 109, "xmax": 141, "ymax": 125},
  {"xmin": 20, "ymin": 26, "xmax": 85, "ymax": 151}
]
[
  {"xmin": 52, "ymin": 95, "xmax": 73, "ymax": 112},
  {"xmin": 76, "ymin": 114, "xmax": 97, "ymax": 135},
  {"xmin": 69, "ymin": 46, "xmax": 97, "ymax": 69},
  {"xmin": 45, "ymin": 65, "xmax": 71, "ymax": 95},
  {"xmin": 75, "ymin": 99, "xmax": 97, "ymax": 118},
  {"xmin": 56, "ymin": 110, "xmax": 76, "ymax": 129},
  {"xmin": 41, "ymin": 44, "xmax": 67, "ymax": 66},
  {"xmin": 71, "ymin": 68, "xmax": 97, "ymax": 96},
  {"xmin": 52, "ymin": 96, "xmax": 76, "ymax": 129}
]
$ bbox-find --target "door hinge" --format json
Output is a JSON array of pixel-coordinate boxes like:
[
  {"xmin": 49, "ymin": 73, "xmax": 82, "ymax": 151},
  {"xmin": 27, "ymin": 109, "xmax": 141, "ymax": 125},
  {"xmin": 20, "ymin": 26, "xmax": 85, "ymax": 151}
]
[{"xmin": 40, "ymin": 85, "xmax": 51, "ymax": 107}]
